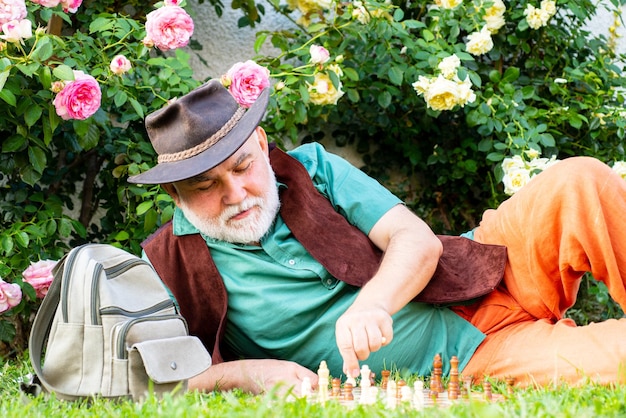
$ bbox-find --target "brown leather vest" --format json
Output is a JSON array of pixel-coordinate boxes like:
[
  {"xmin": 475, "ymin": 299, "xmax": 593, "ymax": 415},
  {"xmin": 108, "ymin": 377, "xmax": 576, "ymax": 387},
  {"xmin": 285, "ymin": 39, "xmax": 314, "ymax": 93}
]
[{"xmin": 142, "ymin": 147, "xmax": 507, "ymax": 363}]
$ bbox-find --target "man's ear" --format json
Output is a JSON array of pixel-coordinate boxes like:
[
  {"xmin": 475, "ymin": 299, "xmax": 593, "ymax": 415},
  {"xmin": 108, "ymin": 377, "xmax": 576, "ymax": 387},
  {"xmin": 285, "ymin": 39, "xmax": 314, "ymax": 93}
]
[
  {"xmin": 161, "ymin": 183, "xmax": 181, "ymax": 207},
  {"xmin": 255, "ymin": 126, "xmax": 269, "ymax": 155}
]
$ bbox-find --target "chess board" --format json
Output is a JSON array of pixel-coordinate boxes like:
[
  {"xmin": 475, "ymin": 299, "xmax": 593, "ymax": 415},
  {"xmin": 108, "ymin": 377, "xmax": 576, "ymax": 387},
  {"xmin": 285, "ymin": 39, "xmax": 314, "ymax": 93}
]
[{"xmin": 303, "ymin": 355, "xmax": 509, "ymax": 410}]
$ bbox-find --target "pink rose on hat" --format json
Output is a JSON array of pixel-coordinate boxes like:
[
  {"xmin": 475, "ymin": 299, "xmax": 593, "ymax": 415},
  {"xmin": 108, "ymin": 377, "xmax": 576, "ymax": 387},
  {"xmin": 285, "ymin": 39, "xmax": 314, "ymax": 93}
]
[
  {"xmin": 225, "ymin": 60, "xmax": 270, "ymax": 108},
  {"xmin": 53, "ymin": 70, "xmax": 101, "ymax": 120},
  {"xmin": 22, "ymin": 259, "xmax": 58, "ymax": 299},
  {"xmin": 144, "ymin": 5, "xmax": 194, "ymax": 51},
  {"xmin": 0, "ymin": 278, "xmax": 22, "ymax": 314}
]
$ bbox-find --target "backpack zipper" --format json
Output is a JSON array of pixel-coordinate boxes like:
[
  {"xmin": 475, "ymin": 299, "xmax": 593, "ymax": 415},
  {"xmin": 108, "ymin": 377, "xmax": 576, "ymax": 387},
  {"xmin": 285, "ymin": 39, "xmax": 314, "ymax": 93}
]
[
  {"xmin": 104, "ymin": 258, "xmax": 150, "ymax": 279},
  {"xmin": 60, "ymin": 244, "xmax": 88, "ymax": 323},
  {"xmin": 99, "ymin": 299, "xmax": 175, "ymax": 317},
  {"xmin": 115, "ymin": 314, "xmax": 188, "ymax": 359}
]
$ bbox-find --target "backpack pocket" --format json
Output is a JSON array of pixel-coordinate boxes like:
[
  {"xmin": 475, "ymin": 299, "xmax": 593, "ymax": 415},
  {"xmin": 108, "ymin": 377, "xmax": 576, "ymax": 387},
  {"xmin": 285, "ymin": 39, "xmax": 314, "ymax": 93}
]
[
  {"xmin": 108, "ymin": 314, "xmax": 192, "ymax": 397},
  {"xmin": 129, "ymin": 336, "xmax": 212, "ymax": 400}
]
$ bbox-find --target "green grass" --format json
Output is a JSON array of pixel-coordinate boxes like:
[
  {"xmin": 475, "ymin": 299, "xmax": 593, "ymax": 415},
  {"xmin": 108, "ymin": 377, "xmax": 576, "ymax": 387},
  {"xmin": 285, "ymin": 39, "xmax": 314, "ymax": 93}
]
[{"xmin": 2, "ymin": 356, "xmax": 626, "ymax": 417}]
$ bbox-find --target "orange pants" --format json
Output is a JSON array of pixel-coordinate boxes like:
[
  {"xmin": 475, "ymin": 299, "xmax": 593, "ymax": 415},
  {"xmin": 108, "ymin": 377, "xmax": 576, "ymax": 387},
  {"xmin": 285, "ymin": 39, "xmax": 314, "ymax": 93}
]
[{"xmin": 452, "ymin": 156, "xmax": 626, "ymax": 386}]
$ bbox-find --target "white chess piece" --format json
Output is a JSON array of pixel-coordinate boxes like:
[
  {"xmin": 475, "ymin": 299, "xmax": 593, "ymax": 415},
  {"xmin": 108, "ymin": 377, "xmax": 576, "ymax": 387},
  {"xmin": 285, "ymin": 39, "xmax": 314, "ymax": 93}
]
[{"xmin": 412, "ymin": 380, "xmax": 425, "ymax": 410}]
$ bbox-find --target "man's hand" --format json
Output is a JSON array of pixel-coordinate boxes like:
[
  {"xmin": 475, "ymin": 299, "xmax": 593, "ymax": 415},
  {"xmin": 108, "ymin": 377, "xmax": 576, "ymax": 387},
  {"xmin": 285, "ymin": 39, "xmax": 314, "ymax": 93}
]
[
  {"xmin": 335, "ymin": 303, "xmax": 394, "ymax": 379},
  {"xmin": 334, "ymin": 204, "xmax": 442, "ymax": 380},
  {"xmin": 189, "ymin": 358, "xmax": 318, "ymax": 396}
]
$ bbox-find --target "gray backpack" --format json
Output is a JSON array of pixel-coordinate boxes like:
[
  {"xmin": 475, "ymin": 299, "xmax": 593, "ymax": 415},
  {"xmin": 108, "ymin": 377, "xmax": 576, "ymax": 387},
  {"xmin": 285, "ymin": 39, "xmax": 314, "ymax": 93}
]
[{"xmin": 28, "ymin": 243, "xmax": 211, "ymax": 401}]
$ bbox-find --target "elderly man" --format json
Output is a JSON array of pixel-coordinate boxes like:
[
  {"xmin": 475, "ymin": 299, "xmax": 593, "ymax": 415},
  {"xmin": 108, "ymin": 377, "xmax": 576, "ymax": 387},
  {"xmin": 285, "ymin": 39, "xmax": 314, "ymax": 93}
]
[{"xmin": 129, "ymin": 80, "xmax": 626, "ymax": 394}]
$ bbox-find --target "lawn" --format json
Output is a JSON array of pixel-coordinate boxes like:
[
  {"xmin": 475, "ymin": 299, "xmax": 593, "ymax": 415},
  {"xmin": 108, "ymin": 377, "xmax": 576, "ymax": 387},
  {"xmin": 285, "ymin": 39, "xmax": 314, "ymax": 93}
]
[{"xmin": 2, "ymin": 354, "xmax": 626, "ymax": 417}]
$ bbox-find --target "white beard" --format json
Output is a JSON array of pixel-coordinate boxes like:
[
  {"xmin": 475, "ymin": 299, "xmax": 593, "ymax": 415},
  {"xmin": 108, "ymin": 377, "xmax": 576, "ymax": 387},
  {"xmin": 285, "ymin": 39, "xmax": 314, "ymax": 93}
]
[{"xmin": 178, "ymin": 166, "xmax": 280, "ymax": 245}]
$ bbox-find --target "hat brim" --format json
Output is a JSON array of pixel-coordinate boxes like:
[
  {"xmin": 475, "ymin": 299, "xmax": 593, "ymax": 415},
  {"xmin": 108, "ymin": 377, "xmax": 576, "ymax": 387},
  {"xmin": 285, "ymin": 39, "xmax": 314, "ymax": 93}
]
[{"xmin": 128, "ymin": 88, "xmax": 270, "ymax": 185}]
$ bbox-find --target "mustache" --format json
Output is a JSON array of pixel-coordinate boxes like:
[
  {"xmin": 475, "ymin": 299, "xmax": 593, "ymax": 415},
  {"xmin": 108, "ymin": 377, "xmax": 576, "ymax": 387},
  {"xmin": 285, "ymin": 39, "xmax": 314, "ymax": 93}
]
[{"xmin": 220, "ymin": 197, "xmax": 265, "ymax": 222}]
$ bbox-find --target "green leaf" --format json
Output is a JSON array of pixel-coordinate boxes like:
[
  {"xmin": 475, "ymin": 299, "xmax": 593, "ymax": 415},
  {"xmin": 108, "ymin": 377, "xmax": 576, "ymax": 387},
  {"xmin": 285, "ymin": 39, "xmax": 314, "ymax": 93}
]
[
  {"xmin": 16, "ymin": 63, "xmax": 39, "ymax": 77},
  {"xmin": 0, "ymin": 321, "xmax": 16, "ymax": 343},
  {"xmin": 387, "ymin": 66, "xmax": 403, "ymax": 85},
  {"xmin": 114, "ymin": 230, "xmax": 130, "ymax": 241},
  {"xmin": 0, "ymin": 69, "xmax": 10, "ymax": 92},
  {"xmin": 501, "ymin": 67, "xmax": 520, "ymax": 83},
  {"xmin": 53, "ymin": 64, "xmax": 75, "ymax": 81},
  {"xmin": 114, "ymin": 90, "xmax": 128, "ymax": 107},
  {"xmin": 129, "ymin": 98, "xmax": 144, "ymax": 119},
  {"xmin": 377, "ymin": 91, "xmax": 392, "ymax": 108},
  {"xmin": 76, "ymin": 122, "xmax": 100, "ymax": 150},
  {"xmin": 2, "ymin": 135, "xmax": 27, "ymax": 152},
  {"xmin": 59, "ymin": 218, "xmax": 72, "ymax": 237},
  {"xmin": 0, "ymin": 235, "xmax": 14, "ymax": 255},
  {"xmin": 28, "ymin": 146, "xmax": 47, "ymax": 174},
  {"xmin": 0, "ymin": 88, "xmax": 16, "ymax": 106},
  {"xmin": 32, "ymin": 37, "xmax": 54, "ymax": 62},
  {"xmin": 343, "ymin": 67, "xmax": 359, "ymax": 82},
  {"xmin": 254, "ymin": 32, "xmax": 267, "ymax": 53},
  {"xmin": 14, "ymin": 231, "xmax": 29, "ymax": 248},
  {"xmin": 24, "ymin": 105, "xmax": 43, "ymax": 128},
  {"xmin": 136, "ymin": 201, "xmax": 153, "ymax": 216}
]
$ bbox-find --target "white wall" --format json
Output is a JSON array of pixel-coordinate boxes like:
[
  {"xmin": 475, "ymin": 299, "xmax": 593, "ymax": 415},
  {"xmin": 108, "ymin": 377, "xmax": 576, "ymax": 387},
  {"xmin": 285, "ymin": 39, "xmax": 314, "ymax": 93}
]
[{"xmin": 184, "ymin": 0, "xmax": 625, "ymax": 81}]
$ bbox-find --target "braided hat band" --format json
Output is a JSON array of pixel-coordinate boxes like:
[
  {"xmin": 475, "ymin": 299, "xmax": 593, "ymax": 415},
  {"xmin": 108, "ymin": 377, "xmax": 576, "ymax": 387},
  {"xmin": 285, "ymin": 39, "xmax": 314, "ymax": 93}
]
[{"xmin": 157, "ymin": 107, "xmax": 246, "ymax": 164}]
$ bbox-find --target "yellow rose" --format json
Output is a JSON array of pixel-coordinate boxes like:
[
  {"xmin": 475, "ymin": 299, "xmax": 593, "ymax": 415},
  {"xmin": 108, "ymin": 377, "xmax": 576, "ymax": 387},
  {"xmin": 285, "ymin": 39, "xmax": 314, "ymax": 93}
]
[
  {"xmin": 466, "ymin": 27, "xmax": 494, "ymax": 55},
  {"xmin": 438, "ymin": 54, "xmax": 461, "ymax": 79},
  {"xmin": 435, "ymin": 0, "xmax": 462, "ymax": 9},
  {"xmin": 423, "ymin": 76, "xmax": 464, "ymax": 111},
  {"xmin": 503, "ymin": 168, "xmax": 532, "ymax": 195},
  {"xmin": 307, "ymin": 72, "xmax": 344, "ymax": 105}
]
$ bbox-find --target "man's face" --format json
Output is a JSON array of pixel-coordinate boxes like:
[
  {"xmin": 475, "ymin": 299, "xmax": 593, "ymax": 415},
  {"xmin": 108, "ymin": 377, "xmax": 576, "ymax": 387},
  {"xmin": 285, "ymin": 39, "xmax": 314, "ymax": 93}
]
[{"xmin": 163, "ymin": 127, "xmax": 280, "ymax": 244}]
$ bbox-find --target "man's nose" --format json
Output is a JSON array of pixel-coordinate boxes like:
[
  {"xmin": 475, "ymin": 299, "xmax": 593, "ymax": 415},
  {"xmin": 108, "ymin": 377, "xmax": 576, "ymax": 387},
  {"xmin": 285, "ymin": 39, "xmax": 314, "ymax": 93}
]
[{"xmin": 221, "ymin": 176, "xmax": 247, "ymax": 205}]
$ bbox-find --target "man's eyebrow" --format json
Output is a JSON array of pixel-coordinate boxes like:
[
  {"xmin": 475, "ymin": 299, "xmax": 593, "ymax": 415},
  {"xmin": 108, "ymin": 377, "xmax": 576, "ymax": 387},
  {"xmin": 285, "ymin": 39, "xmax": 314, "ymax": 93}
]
[{"xmin": 185, "ymin": 152, "xmax": 253, "ymax": 185}]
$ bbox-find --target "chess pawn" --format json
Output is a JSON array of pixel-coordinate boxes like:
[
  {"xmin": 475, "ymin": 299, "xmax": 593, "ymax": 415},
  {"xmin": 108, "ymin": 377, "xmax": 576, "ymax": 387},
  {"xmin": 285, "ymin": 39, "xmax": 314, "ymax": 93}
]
[
  {"xmin": 343, "ymin": 382, "xmax": 354, "ymax": 402},
  {"xmin": 433, "ymin": 354, "xmax": 444, "ymax": 393},
  {"xmin": 506, "ymin": 376, "xmax": 516, "ymax": 397},
  {"xmin": 399, "ymin": 381, "xmax": 412, "ymax": 404},
  {"xmin": 381, "ymin": 370, "xmax": 390, "ymax": 390},
  {"xmin": 301, "ymin": 376, "xmax": 313, "ymax": 399},
  {"xmin": 396, "ymin": 380, "xmax": 406, "ymax": 403},
  {"xmin": 331, "ymin": 377, "xmax": 341, "ymax": 399},
  {"xmin": 386, "ymin": 379, "xmax": 397, "ymax": 409},
  {"xmin": 412, "ymin": 380, "xmax": 425, "ymax": 410},
  {"xmin": 483, "ymin": 380, "xmax": 493, "ymax": 401},
  {"xmin": 462, "ymin": 375, "xmax": 473, "ymax": 399}
]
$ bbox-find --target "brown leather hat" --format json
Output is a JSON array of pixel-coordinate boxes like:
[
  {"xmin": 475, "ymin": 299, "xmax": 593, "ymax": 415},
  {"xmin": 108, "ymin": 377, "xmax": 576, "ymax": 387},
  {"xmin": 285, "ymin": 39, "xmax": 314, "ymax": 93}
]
[{"xmin": 128, "ymin": 79, "xmax": 269, "ymax": 184}]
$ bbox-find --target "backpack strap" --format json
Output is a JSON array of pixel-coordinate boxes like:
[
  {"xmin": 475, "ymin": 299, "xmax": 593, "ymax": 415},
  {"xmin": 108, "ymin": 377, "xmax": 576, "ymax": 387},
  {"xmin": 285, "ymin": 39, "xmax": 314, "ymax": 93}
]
[{"xmin": 27, "ymin": 256, "xmax": 65, "ymax": 395}]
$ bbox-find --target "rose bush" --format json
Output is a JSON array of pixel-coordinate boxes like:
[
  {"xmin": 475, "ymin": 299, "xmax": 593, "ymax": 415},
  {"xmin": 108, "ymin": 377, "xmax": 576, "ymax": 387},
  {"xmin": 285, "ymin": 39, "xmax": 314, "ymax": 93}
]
[
  {"xmin": 246, "ymin": 0, "xmax": 626, "ymax": 234},
  {"xmin": 0, "ymin": 0, "xmax": 200, "ymax": 355}
]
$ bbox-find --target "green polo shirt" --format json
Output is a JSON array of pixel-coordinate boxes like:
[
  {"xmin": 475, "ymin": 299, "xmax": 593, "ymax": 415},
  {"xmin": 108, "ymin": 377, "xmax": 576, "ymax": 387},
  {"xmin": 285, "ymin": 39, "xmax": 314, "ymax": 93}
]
[{"xmin": 166, "ymin": 143, "xmax": 485, "ymax": 377}]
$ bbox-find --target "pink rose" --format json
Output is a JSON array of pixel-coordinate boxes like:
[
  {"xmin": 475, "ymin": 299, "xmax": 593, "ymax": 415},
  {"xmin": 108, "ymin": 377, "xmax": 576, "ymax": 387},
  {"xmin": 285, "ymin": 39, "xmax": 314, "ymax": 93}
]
[
  {"xmin": 110, "ymin": 54, "xmax": 132, "ymax": 75},
  {"xmin": 0, "ymin": 279, "xmax": 22, "ymax": 314},
  {"xmin": 61, "ymin": 0, "xmax": 82, "ymax": 13},
  {"xmin": 0, "ymin": 18, "xmax": 31, "ymax": 43},
  {"xmin": 225, "ymin": 60, "xmax": 270, "ymax": 108},
  {"xmin": 0, "ymin": 0, "xmax": 27, "ymax": 27},
  {"xmin": 30, "ymin": 0, "xmax": 61, "ymax": 7},
  {"xmin": 144, "ymin": 6, "xmax": 194, "ymax": 51},
  {"xmin": 164, "ymin": 0, "xmax": 182, "ymax": 5},
  {"xmin": 22, "ymin": 259, "xmax": 58, "ymax": 299},
  {"xmin": 53, "ymin": 70, "xmax": 101, "ymax": 120},
  {"xmin": 309, "ymin": 44, "xmax": 330, "ymax": 65}
]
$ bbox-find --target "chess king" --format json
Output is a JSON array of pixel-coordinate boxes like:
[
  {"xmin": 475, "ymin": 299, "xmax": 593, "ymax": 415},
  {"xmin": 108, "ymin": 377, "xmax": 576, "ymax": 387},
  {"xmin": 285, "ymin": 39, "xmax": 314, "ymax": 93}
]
[{"xmin": 130, "ymin": 78, "xmax": 626, "ymax": 395}]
